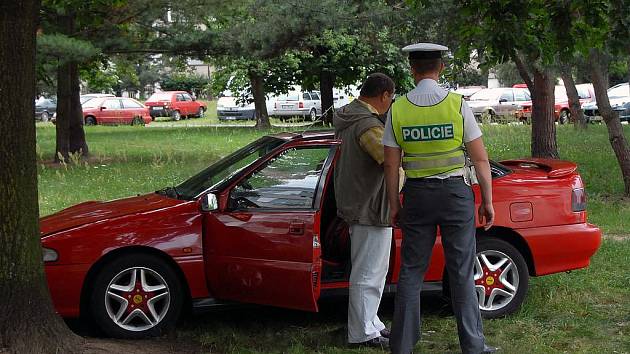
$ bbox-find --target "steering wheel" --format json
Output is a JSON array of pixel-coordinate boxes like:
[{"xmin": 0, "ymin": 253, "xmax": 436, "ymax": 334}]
[{"xmin": 234, "ymin": 196, "xmax": 260, "ymax": 209}]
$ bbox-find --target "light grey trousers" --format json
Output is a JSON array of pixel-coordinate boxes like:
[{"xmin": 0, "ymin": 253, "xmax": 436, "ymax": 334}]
[
  {"xmin": 390, "ymin": 178, "xmax": 486, "ymax": 354},
  {"xmin": 347, "ymin": 224, "xmax": 392, "ymax": 343}
]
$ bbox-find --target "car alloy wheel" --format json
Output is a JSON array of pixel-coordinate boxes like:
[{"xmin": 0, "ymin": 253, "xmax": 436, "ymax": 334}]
[
  {"xmin": 197, "ymin": 107, "xmax": 205, "ymax": 118},
  {"xmin": 40, "ymin": 111, "xmax": 49, "ymax": 122},
  {"xmin": 172, "ymin": 110, "xmax": 181, "ymax": 121},
  {"xmin": 559, "ymin": 110, "xmax": 570, "ymax": 124},
  {"xmin": 105, "ymin": 267, "xmax": 170, "ymax": 332},
  {"xmin": 90, "ymin": 254, "xmax": 183, "ymax": 338},
  {"xmin": 131, "ymin": 116, "xmax": 144, "ymax": 126},
  {"xmin": 474, "ymin": 238, "xmax": 529, "ymax": 318},
  {"xmin": 85, "ymin": 116, "xmax": 97, "ymax": 125},
  {"xmin": 309, "ymin": 109, "xmax": 317, "ymax": 122}
]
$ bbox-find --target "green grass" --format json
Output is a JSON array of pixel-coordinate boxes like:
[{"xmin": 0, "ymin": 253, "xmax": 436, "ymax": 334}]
[{"xmin": 36, "ymin": 123, "xmax": 630, "ymax": 353}]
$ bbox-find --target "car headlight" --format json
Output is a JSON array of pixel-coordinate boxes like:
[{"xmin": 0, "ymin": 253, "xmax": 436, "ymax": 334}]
[{"xmin": 43, "ymin": 247, "xmax": 58, "ymax": 262}]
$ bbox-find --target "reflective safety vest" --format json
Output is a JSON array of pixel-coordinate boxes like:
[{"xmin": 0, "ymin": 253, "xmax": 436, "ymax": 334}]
[{"xmin": 391, "ymin": 92, "xmax": 465, "ymax": 178}]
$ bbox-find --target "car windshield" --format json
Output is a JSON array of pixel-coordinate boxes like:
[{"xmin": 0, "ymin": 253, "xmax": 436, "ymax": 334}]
[
  {"xmin": 172, "ymin": 136, "xmax": 286, "ymax": 200},
  {"xmin": 82, "ymin": 98, "xmax": 103, "ymax": 108},
  {"xmin": 469, "ymin": 88, "xmax": 502, "ymax": 101},
  {"xmin": 555, "ymin": 86, "xmax": 568, "ymax": 101},
  {"xmin": 148, "ymin": 93, "xmax": 173, "ymax": 101},
  {"xmin": 608, "ymin": 83, "xmax": 630, "ymax": 98}
]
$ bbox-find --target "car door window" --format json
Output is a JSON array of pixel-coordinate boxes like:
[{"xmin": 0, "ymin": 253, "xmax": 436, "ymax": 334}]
[
  {"xmin": 303, "ymin": 93, "xmax": 311, "ymax": 101},
  {"xmin": 500, "ymin": 91, "xmax": 514, "ymax": 102},
  {"xmin": 102, "ymin": 99, "xmax": 121, "ymax": 109},
  {"xmin": 176, "ymin": 94, "xmax": 185, "ymax": 102},
  {"xmin": 183, "ymin": 93, "xmax": 193, "ymax": 101},
  {"xmin": 231, "ymin": 147, "xmax": 331, "ymax": 210},
  {"xmin": 310, "ymin": 92, "xmax": 320, "ymax": 100},
  {"xmin": 513, "ymin": 89, "xmax": 529, "ymax": 101},
  {"xmin": 122, "ymin": 99, "xmax": 143, "ymax": 108}
]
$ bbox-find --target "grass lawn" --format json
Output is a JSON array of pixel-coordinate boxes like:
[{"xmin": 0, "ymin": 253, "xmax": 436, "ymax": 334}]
[{"xmin": 36, "ymin": 123, "xmax": 629, "ymax": 353}]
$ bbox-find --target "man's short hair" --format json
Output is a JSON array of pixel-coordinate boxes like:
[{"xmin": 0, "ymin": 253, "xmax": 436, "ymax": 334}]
[
  {"xmin": 409, "ymin": 58, "xmax": 442, "ymax": 75},
  {"xmin": 359, "ymin": 73, "xmax": 395, "ymax": 98}
]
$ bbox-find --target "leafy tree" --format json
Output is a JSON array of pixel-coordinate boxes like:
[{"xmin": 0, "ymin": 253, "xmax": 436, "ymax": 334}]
[
  {"xmin": 159, "ymin": 71, "xmax": 210, "ymax": 96},
  {"xmin": 1, "ymin": 1, "xmax": 81, "ymax": 352}
]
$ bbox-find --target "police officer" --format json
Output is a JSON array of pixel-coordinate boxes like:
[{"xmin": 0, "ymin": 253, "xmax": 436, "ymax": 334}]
[{"xmin": 382, "ymin": 43, "xmax": 498, "ymax": 354}]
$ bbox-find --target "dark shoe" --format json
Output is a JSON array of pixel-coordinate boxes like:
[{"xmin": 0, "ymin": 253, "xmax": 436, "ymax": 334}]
[
  {"xmin": 352, "ymin": 336, "xmax": 389, "ymax": 349},
  {"xmin": 482, "ymin": 345, "xmax": 499, "ymax": 353},
  {"xmin": 380, "ymin": 328, "xmax": 391, "ymax": 338}
]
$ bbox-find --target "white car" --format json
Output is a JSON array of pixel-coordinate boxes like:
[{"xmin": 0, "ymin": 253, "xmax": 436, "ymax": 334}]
[
  {"xmin": 467, "ymin": 87, "xmax": 531, "ymax": 121},
  {"xmin": 216, "ymin": 91, "xmax": 276, "ymax": 121},
  {"xmin": 272, "ymin": 90, "xmax": 321, "ymax": 121},
  {"xmin": 583, "ymin": 83, "xmax": 630, "ymax": 123}
]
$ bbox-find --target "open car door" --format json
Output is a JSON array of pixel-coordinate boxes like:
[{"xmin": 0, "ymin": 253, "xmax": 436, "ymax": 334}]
[{"xmin": 204, "ymin": 144, "xmax": 336, "ymax": 311}]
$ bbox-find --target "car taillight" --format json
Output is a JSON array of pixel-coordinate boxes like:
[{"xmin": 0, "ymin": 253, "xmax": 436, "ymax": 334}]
[
  {"xmin": 299, "ymin": 102, "xmax": 304, "ymax": 109},
  {"xmin": 572, "ymin": 188, "xmax": 586, "ymax": 212}
]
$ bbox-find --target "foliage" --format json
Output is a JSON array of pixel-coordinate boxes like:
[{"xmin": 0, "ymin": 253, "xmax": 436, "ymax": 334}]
[
  {"xmin": 159, "ymin": 71, "xmax": 210, "ymax": 96},
  {"xmin": 494, "ymin": 62, "xmax": 525, "ymax": 87}
]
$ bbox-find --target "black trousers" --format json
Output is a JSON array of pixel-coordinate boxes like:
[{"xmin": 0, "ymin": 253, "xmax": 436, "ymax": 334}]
[{"xmin": 390, "ymin": 177, "xmax": 485, "ymax": 354}]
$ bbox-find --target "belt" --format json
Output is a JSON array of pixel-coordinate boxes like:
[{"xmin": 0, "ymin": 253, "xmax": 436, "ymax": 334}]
[{"xmin": 406, "ymin": 176, "xmax": 464, "ymax": 183}]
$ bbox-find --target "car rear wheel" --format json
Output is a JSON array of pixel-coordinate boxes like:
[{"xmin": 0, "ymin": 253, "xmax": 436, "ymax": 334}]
[
  {"xmin": 474, "ymin": 238, "xmax": 529, "ymax": 318},
  {"xmin": 171, "ymin": 110, "xmax": 181, "ymax": 121},
  {"xmin": 40, "ymin": 111, "xmax": 50, "ymax": 122},
  {"xmin": 196, "ymin": 107, "xmax": 205, "ymax": 118},
  {"xmin": 131, "ymin": 116, "xmax": 144, "ymax": 126},
  {"xmin": 559, "ymin": 110, "xmax": 570, "ymax": 124},
  {"xmin": 85, "ymin": 116, "xmax": 97, "ymax": 126},
  {"xmin": 308, "ymin": 108, "xmax": 317, "ymax": 122},
  {"xmin": 90, "ymin": 253, "xmax": 183, "ymax": 338}
]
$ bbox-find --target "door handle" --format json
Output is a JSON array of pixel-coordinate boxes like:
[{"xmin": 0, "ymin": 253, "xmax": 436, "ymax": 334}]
[{"xmin": 289, "ymin": 222, "xmax": 305, "ymax": 235}]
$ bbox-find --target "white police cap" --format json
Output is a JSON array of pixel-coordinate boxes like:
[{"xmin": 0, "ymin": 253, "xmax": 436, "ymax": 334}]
[{"xmin": 402, "ymin": 43, "xmax": 449, "ymax": 59}]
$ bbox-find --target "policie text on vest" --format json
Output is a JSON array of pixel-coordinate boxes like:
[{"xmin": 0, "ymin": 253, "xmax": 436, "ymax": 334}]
[{"xmin": 401, "ymin": 123, "xmax": 455, "ymax": 142}]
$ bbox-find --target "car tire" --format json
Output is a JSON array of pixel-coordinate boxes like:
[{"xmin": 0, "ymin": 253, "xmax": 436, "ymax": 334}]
[
  {"xmin": 196, "ymin": 107, "xmax": 205, "ymax": 118},
  {"xmin": 559, "ymin": 110, "xmax": 570, "ymax": 124},
  {"xmin": 171, "ymin": 110, "xmax": 181, "ymax": 121},
  {"xmin": 131, "ymin": 116, "xmax": 144, "ymax": 126},
  {"xmin": 85, "ymin": 116, "xmax": 97, "ymax": 126},
  {"xmin": 442, "ymin": 237, "xmax": 529, "ymax": 319},
  {"xmin": 40, "ymin": 111, "xmax": 50, "ymax": 122},
  {"xmin": 309, "ymin": 108, "xmax": 317, "ymax": 122},
  {"xmin": 89, "ymin": 253, "xmax": 183, "ymax": 339}
]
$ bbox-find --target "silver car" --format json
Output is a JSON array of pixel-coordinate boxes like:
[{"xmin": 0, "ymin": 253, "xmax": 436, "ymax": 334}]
[
  {"xmin": 272, "ymin": 91, "xmax": 321, "ymax": 121},
  {"xmin": 467, "ymin": 87, "xmax": 531, "ymax": 121}
]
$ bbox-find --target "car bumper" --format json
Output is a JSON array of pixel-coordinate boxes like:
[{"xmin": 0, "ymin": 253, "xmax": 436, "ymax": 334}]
[
  {"xmin": 273, "ymin": 109, "xmax": 311, "ymax": 117},
  {"xmin": 149, "ymin": 107, "xmax": 172, "ymax": 117},
  {"xmin": 518, "ymin": 223, "xmax": 602, "ymax": 276},
  {"xmin": 218, "ymin": 108, "xmax": 255, "ymax": 120},
  {"xmin": 45, "ymin": 263, "xmax": 91, "ymax": 317}
]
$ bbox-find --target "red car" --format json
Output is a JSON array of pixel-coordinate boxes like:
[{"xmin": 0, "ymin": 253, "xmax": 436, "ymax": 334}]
[
  {"xmin": 81, "ymin": 97, "xmax": 152, "ymax": 126},
  {"xmin": 40, "ymin": 131, "xmax": 601, "ymax": 338},
  {"xmin": 144, "ymin": 91, "xmax": 206, "ymax": 121},
  {"xmin": 518, "ymin": 84, "xmax": 595, "ymax": 124}
]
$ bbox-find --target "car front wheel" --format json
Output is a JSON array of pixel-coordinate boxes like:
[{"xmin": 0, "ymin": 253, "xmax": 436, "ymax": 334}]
[
  {"xmin": 474, "ymin": 238, "xmax": 529, "ymax": 318},
  {"xmin": 171, "ymin": 110, "xmax": 181, "ymax": 121},
  {"xmin": 90, "ymin": 253, "xmax": 183, "ymax": 338},
  {"xmin": 559, "ymin": 110, "xmax": 570, "ymax": 124},
  {"xmin": 40, "ymin": 111, "xmax": 50, "ymax": 122}
]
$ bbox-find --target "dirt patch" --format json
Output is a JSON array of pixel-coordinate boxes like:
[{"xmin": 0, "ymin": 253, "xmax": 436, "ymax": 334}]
[
  {"xmin": 83, "ymin": 338, "xmax": 205, "ymax": 354},
  {"xmin": 602, "ymin": 234, "xmax": 630, "ymax": 241}
]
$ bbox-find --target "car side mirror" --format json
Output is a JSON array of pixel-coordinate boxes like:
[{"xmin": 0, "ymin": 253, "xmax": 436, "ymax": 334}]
[
  {"xmin": 100, "ymin": 106, "xmax": 106, "ymax": 111},
  {"xmin": 200, "ymin": 193, "xmax": 218, "ymax": 212},
  {"xmin": 499, "ymin": 98, "xmax": 508, "ymax": 103}
]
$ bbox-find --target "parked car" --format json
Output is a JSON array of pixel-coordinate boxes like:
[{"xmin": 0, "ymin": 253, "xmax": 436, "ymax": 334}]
[
  {"xmin": 518, "ymin": 84, "xmax": 595, "ymax": 124},
  {"xmin": 81, "ymin": 93, "xmax": 115, "ymax": 105},
  {"xmin": 216, "ymin": 91, "xmax": 276, "ymax": 121},
  {"xmin": 35, "ymin": 97, "xmax": 56, "ymax": 122},
  {"xmin": 467, "ymin": 87, "xmax": 531, "ymax": 121},
  {"xmin": 272, "ymin": 90, "xmax": 321, "ymax": 121},
  {"xmin": 144, "ymin": 91, "xmax": 207, "ymax": 121},
  {"xmin": 81, "ymin": 97, "xmax": 151, "ymax": 125},
  {"xmin": 40, "ymin": 131, "xmax": 601, "ymax": 338},
  {"xmin": 583, "ymin": 83, "xmax": 630, "ymax": 123}
]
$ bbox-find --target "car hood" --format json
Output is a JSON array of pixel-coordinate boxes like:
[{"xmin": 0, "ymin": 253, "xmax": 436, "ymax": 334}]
[
  {"xmin": 583, "ymin": 96, "xmax": 629, "ymax": 109},
  {"xmin": 39, "ymin": 193, "xmax": 186, "ymax": 237}
]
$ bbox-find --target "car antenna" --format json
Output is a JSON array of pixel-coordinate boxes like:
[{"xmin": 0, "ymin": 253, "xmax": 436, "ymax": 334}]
[{"xmin": 299, "ymin": 104, "xmax": 335, "ymax": 137}]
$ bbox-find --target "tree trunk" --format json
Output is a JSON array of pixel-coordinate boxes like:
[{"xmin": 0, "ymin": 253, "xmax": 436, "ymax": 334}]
[
  {"xmin": 249, "ymin": 70, "xmax": 270, "ymax": 129},
  {"xmin": 530, "ymin": 68, "xmax": 559, "ymax": 158},
  {"xmin": 588, "ymin": 49, "xmax": 630, "ymax": 196},
  {"xmin": 319, "ymin": 70, "xmax": 335, "ymax": 124},
  {"xmin": 559, "ymin": 66, "xmax": 587, "ymax": 129},
  {"xmin": 54, "ymin": 14, "xmax": 88, "ymax": 163},
  {"xmin": 0, "ymin": 1, "xmax": 82, "ymax": 353}
]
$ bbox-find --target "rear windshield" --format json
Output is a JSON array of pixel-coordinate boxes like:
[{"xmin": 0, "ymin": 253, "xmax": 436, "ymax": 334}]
[
  {"xmin": 469, "ymin": 88, "xmax": 502, "ymax": 101},
  {"xmin": 278, "ymin": 93, "xmax": 300, "ymax": 101},
  {"xmin": 148, "ymin": 93, "xmax": 173, "ymax": 101}
]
